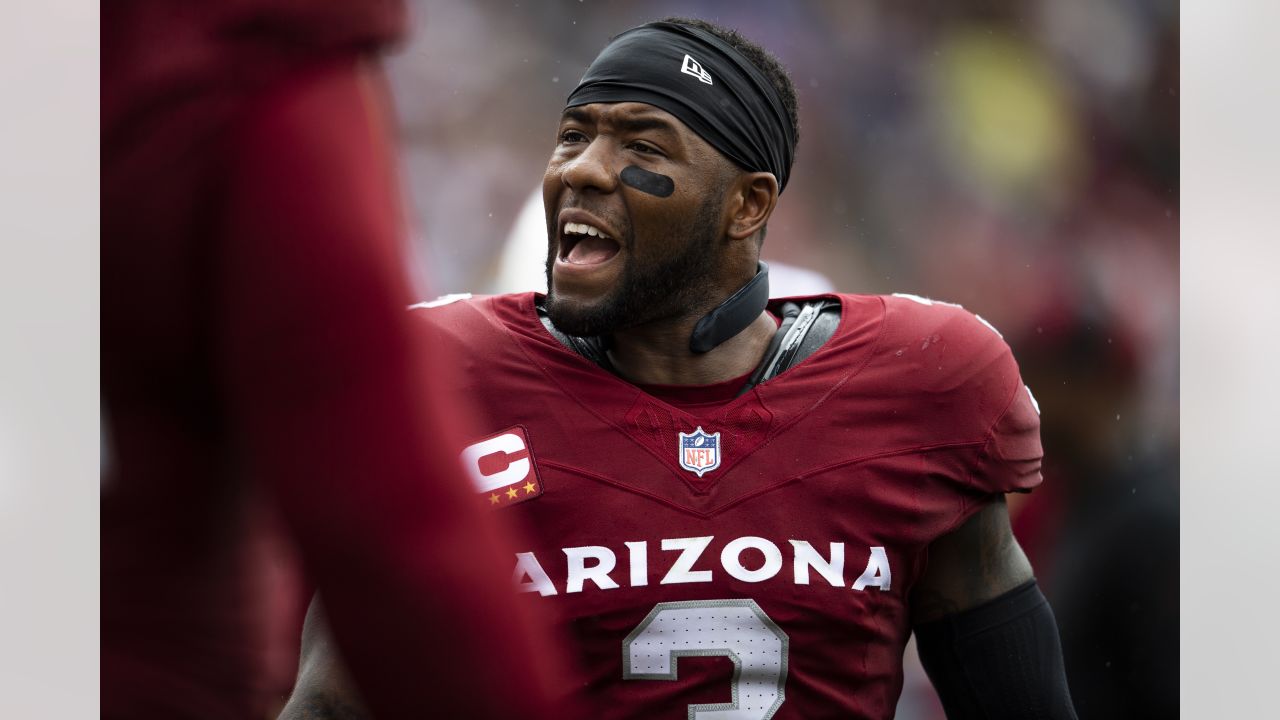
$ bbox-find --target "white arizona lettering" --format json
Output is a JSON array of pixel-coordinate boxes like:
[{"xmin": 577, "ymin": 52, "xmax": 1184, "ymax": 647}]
[
  {"xmin": 790, "ymin": 540, "xmax": 845, "ymax": 587},
  {"xmin": 660, "ymin": 536, "xmax": 714, "ymax": 585},
  {"xmin": 513, "ymin": 551, "xmax": 557, "ymax": 596},
  {"xmin": 852, "ymin": 545, "xmax": 892, "ymax": 591},
  {"xmin": 513, "ymin": 538, "xmax": 893, "ymax": 596},
  {"xmin": 625, "ymin": 541, "xmax": 648, "ymax": 587},
  {"xmin": 564, "ymin": 546, "xmax": 619, "ymax": 593},
  {"xmin": 721, "ymin": 536, "xmax": 783, "ymax": 583}
]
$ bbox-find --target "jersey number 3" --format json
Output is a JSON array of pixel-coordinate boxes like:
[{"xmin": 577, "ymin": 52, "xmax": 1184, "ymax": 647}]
[{"xmin": 623, "ymin": 599, "xmax": 789, "ymax": 720}]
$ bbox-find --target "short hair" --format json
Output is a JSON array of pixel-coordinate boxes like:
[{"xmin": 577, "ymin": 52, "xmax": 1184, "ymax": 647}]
[{"xmin": 659, "ymin": 16, "xmax": 801, "ymax": 157}]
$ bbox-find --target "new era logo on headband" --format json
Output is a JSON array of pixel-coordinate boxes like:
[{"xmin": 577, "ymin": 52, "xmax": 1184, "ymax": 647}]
[{"xmin": 680, "ymin": 54, "xmax": 713, "ymax": 85}]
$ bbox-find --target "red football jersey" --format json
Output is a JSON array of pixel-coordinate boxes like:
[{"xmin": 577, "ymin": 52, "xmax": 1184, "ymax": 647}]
[{"xmin": 414, "ymin": 291, "xmax": 1043, "ymax": 720}]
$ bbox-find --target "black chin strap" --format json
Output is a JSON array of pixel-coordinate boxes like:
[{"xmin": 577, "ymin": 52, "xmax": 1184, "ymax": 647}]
[{"xmin": 689, "ymin": 262, "xmax": 770, "ymax": 354}]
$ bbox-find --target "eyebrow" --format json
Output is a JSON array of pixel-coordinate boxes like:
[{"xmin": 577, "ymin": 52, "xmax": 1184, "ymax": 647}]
[{"xmin": 560, "ymin": 107, "xmax": 679, "ymax": 136}]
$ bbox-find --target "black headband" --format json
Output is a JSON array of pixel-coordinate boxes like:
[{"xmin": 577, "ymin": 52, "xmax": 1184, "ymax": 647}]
[{"xmin": 565, "ymin": 21, "xmax": 795, "ymax": 192}]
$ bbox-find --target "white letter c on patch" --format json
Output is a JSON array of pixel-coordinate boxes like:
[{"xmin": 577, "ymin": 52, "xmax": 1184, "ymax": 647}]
[{"xmin": 459, "ymin": 432, "xmax": 530, "ymax": 492}]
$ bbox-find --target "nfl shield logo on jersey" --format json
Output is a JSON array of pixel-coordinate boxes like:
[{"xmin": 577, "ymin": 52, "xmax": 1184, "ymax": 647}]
[{"xmin": 678, "ymin": 426, "xmax": 721, "ymax": 477}]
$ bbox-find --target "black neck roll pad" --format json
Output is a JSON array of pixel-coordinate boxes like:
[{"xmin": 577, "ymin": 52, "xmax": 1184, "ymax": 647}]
[
  {"xmin": 620, "ymin": 165, "xmax": 675, "ymax": 197},
  {"xmin": 689, "ymin": 261, "xmax": 770, "ymax": 354}
]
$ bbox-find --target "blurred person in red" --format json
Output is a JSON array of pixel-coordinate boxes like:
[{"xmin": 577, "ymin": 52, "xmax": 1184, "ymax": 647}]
[{"xmin": 102, "ymin": 1, "xmax": 565, "ymax": 718}]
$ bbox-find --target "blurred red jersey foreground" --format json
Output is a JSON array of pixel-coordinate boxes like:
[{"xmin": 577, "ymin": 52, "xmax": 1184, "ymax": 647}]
[{"xmin": 102, "ymin": 1, "xmax": 565, "ymax": 717}]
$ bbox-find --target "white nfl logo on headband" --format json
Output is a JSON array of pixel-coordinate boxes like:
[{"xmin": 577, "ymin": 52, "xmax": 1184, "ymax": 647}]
[{"xmin": 680, "ymin": 54, "xmax": 713, "ymax": 85}]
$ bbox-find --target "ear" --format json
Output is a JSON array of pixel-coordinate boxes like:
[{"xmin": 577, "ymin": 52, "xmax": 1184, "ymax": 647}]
[{"xmin": 724, "ymin": 172, "xmax": 780, "ymax": 242}]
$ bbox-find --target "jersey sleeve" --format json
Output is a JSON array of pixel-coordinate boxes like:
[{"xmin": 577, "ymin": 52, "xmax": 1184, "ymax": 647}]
[
  {"xmin": 949, "ymin": 306, "xmax": 1044, "ymax": 495},
  {"xmin": 973, "ymin": 378, "xmax": 1044, "ymax": 494},
  {"xmin": 931, "ymin": 301, "xmax": 1044, "ymax": 496},
  {"xmin": 884, "ymin": 294, "xmax": 1044, "ymax": 496}
]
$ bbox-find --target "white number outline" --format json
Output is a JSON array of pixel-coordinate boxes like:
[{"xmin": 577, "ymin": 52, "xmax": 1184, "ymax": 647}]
[{"xmin": 622, "ymin": 599, "xmax": 789, "ymax": 720}]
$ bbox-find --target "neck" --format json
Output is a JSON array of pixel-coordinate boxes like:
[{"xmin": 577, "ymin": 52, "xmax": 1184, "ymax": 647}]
[{"xmin": 607, "ymin": 310, "xmax": 776, "ymax": 385}]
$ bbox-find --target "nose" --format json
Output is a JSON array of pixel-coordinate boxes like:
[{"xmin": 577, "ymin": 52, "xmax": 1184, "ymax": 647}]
[{"xmin": 560, "ymin": 137, "xmax": 618, "ymax": 194}]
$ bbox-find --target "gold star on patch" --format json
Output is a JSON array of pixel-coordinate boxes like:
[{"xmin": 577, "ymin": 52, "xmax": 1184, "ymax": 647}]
[
  {"xmin": 489, "ymin": 493, "xmax": 501, "ymax": 505},
  {"xmin": 506, "ymin": 486, "xmax": 519, "ymax": 499},
  {"xmin": 523, "ymin": 481, "xmax": 537, "ymax": 494}
]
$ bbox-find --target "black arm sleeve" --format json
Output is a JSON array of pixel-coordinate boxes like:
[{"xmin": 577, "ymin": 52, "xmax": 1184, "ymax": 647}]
[{"xmin": 914, "ymin": 580, "xmax": 1078, "ymax": 720}]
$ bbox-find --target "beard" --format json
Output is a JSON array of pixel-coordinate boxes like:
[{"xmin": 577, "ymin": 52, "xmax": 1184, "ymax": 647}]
[{"xmin": 544, "ymin": 196, "xmax": 722, "ymax": 338}]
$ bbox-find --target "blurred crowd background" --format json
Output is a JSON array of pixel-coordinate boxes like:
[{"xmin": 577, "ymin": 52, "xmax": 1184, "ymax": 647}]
[{"xmin": 385, "ymin": 1, "xmax": 1178, "ymax": 717}]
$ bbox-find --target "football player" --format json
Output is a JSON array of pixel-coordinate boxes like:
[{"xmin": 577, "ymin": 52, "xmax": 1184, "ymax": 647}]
[{"xmin": 284, "ymin": 17, "xmax": 1076, "ymax": 719}]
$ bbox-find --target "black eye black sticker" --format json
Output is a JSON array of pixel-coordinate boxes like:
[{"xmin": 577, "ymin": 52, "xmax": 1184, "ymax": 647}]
[{"xmin": 620, "ymin": 165, "xmax": 675, "ymax": 198}]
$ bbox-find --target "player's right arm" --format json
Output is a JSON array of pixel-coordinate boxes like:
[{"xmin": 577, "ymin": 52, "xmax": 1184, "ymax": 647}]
[
  {"xmin": 900, "ymin": 300, "xmax": 1075, "ymax": 718},
  {"xmin": 278, "ymin": 600, "xmax": 368, "ymax": 720}
]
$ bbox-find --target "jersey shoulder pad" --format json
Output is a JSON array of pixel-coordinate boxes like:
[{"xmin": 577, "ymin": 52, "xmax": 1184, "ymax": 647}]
[
  {"xmin": 407, "ymin": 292, "xmax": 479, "ymax": 312},
  {"xmin": 880, "ymin": 292, "xmax": 1014, "ymax": 394},
  {"xmin": 407, "ymin": 292, "xmax": 495, "ymax": 345},
  {"xmin": 880, "ymin": 293, "xmax": 1042, "ymax": 494},
  {"xmin": 407, "ymin": 292, "xmax": 535, "ymax": 350}
]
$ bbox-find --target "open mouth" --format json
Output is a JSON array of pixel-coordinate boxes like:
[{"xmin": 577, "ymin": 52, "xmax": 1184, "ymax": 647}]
[{"xmin": 559, "ymin": 221, "xmax": 621, "ymax": 266}]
